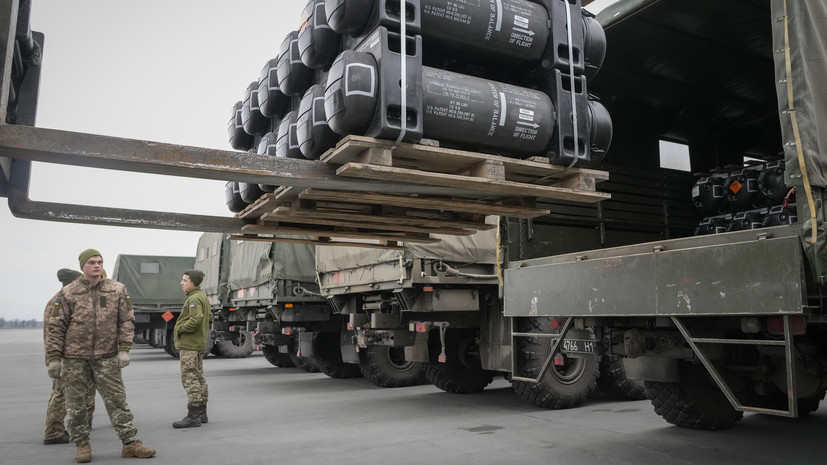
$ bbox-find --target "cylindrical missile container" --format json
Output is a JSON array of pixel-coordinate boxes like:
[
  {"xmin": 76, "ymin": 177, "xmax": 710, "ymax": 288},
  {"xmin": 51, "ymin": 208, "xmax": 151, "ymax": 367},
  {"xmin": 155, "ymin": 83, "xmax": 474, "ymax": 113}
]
[
  {"xmin": 225, "ymin": 181, "xmax": 249, "ymax": 213},
  {"xmin": 326, "ymin": 47, "xmax": 611, "ymax": 161},
  {"xmin": 724, "ymin": 169, "xmax": 760, "ymax": 210},
  {"xmin": 257, "ymin": 131, "xmax": 280, "ymax": 192},
  {"xmin": 728, "ymin": 211, "xmax": 764, "ymax": 231},
  {"xmin": 325, "ymin": 0, "xmax": 420, "ymax": 37},
  {"xmin": 297, "ymin": 85, "xmax": 340, "ymax": 159},
  {"xmin": 241, "ymin": 81, "xmax": 270, "ymax": 136},
  {"xmin": 228, "ymin": 100, "xmax": 254, "ymax": 151},
  {"xmin": 758, "ymin": 160, "xmax": 787, "ymax": 203},
  {"xmin": 764, "ymin": 205, "xmax": 797, "ymax": 227},
  {"xmin": 695, "ymin": 217, "xmax": 729, "ymax": 235},
  {"xmin": 326, "ymin": 0, "xmax": 606, "ymax": 79},
  {"xmin": 299, "ymin": 0, "xmax": 342, "ymax": 70},
  {"xmin": 278, "ymin": 31, "xmax": 316, "ymax": 96},
  {"xmin": 421, "ymin": 67, "xmax": 555, "ymax": 157},
  {"xmin": 239, "ymin": 182, "xmax": 266, "ymax": 204},
  {"xmin": 276, "ymin": 110, "xmax": 305, "ymax": 159},
  {"xmin": 258, "ymin": 58, "xmax": 291, "ymax": 118},
  {"xmin": 691, "ymin": 176, "xmax": 725, "ymax": 213}
]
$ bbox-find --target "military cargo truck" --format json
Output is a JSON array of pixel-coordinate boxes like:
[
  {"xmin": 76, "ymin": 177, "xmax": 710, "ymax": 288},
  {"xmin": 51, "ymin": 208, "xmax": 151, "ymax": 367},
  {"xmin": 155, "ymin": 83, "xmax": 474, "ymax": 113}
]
[
  {"xmin": 111, "ymin": 254, "xmax": 214, "ymax": 358},
  {"xmin": 194, "ymin": 232, "xmax": 333, "ymax": 368},
  {"xmin": 500, "ymin": 0, "xmax": 827, "ymax": 429}
]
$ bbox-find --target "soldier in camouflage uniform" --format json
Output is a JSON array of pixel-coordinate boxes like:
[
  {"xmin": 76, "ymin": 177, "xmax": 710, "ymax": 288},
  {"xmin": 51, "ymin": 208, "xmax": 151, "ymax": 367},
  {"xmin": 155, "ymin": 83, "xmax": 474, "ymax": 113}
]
[
  {"xmin": 45, "ymin": 249, "xmax": 156, "ymax": 462},
  {"xmin": 172, "ymin": 269, "xmax": 211, "ymax": 428},
  {"xmin": 43, "ymin": 268, "xmax": 97, "ymax": 445}
]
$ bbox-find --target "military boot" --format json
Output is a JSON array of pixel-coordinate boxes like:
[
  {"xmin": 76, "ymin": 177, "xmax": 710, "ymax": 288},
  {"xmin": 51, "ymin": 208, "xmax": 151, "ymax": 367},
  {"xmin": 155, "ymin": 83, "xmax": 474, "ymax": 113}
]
[
  {"xmin": 172, "ymin": 403, "xmax": 202, "ymax": 428},
  {"xmin": 75, "ymin": 441, "xmax": 92, "ymax": 463},
  {"xmin": 200, "ymin": 402, "xmax": 208, "ymax": 424},
  {"xmin": 44, "ymin": 431, "xmax": 70, "ymax": 445},
  {"xmin": 121, "ymin": 439, "xmax": 155, "ymax": 458}
]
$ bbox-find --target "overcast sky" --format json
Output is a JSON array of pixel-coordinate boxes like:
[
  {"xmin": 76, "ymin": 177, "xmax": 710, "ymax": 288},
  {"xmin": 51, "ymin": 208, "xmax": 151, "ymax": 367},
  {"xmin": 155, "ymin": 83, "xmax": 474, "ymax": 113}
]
[{"xmin": 0, "ymin": 0, "xmax": 306, "ymax": 321}]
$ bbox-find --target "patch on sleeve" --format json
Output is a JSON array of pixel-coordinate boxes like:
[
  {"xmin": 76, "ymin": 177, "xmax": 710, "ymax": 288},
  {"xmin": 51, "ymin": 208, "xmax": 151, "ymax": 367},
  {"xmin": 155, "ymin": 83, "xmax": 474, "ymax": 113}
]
[{"xmin": 52, "ymin": 301, "xmax": 61, "ymax": 317}]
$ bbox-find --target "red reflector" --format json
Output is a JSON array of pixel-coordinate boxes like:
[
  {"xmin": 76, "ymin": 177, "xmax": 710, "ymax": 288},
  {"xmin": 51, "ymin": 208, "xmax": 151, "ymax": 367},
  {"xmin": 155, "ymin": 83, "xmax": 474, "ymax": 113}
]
[
  {"xmin": 281, "ymin": 328, "xmax": 292, "ymax": 335},
  {"xmin": 553, "ymin": 356, "xmax": 565, "ymax": 366},
  {"xmin": 767, "ymin": 316, "xmax": 806, "ymax": 335},
  {"xmin": 229, "ymin": 307, "xmax": 236, "ymax": 312},
  {"xmin": 415, "ymin": 323, "xmax": 428, "ymax": 333},
  {"xmin": 550, "ymin": 318, "xmax": 564, "ymax": 330},
  {"xmin": 423, "ymin": 286, "xmax": 434, "ymax": 292},
  {"xmin": 285, "ymin": 303, "xmax": 293, "ymax": 308}
]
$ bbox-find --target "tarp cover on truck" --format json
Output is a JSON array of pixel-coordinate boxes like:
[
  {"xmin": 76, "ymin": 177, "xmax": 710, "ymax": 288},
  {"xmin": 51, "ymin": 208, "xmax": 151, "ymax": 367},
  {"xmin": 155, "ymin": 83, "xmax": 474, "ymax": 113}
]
[
  {"xmin": 195, "ymin": 232, "xmax": 229, "ymax": 304},
  {"xmin": 316, "ymin": 218, "xmax": 498, "ymax": 272},
  {"xmin": 228, "ymin": 239, "xmax": 316, "ymax": 290},
  {"xmin": 592, "ymin": 0, "xmax": 827, "ymax": 274},
  {"xmin": 112, "ymin": 255, "xmax": 195, "ymax": 309}
]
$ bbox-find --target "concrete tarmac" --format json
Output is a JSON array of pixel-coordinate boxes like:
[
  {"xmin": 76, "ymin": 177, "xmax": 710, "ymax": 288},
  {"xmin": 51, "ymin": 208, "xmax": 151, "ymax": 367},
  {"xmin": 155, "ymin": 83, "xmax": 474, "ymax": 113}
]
[{"xmin": 2, "ymin": 328, "xmax": 825, "ymax": 465}]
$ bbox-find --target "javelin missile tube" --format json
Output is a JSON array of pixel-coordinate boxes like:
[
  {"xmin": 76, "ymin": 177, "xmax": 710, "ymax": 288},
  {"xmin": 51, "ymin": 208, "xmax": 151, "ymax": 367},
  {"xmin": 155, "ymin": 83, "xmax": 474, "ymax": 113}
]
[
  {"xmin": 299, "ymin": 0, "xmax": 343, "ymax": 70},
  {"xmin": 325, "ymin": 0, "xmax": 605, "ymax": 79},
  {"xmin": 325, "ymin": 29, "xmax": 611, "ymax": 164}
]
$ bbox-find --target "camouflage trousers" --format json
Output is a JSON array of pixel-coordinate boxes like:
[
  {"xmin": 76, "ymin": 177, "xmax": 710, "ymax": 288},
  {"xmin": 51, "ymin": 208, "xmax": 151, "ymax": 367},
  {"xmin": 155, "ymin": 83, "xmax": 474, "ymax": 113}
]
[
  {"xmin": 180, "ymin": 350, "xmax": 208, "ymax": 405},
  {"xmin": 61, "ymin": 357, "xmax": 137, "ymax": 445},
  {"xmin": 44, "ymin": 378, "xmax": 95, "ymax": 441}
]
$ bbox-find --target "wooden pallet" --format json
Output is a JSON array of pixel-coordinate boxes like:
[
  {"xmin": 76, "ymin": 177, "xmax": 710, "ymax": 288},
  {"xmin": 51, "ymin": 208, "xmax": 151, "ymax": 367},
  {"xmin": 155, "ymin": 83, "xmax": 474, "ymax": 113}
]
[{"xmin": 233, "ymin": 135, "xmax": 610, "ymax": 248}]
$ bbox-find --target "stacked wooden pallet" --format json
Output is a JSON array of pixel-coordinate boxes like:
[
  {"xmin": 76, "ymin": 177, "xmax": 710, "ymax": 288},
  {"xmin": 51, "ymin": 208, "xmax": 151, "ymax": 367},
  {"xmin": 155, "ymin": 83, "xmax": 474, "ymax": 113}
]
[{"xmin": 230, "ymin": 135, "xmax": 609, "ymax": 249}]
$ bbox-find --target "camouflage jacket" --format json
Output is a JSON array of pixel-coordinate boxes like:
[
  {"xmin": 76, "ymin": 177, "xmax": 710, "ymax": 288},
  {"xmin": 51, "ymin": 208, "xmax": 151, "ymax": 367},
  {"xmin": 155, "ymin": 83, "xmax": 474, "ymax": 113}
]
[
  {"xmin": 46, "ymin": 278, "xmax": 134, "ymax": 361},
  {"xmin": 43, "ymin": 292, "xmax": 59, "ymax": 366}
]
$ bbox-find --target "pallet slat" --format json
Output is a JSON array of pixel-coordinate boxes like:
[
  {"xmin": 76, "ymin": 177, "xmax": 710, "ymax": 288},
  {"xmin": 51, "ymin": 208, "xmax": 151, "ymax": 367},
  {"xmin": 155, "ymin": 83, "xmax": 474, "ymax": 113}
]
[{"xmin": 232, "ymin": 135, "xmax": 608, "ymax": 248}]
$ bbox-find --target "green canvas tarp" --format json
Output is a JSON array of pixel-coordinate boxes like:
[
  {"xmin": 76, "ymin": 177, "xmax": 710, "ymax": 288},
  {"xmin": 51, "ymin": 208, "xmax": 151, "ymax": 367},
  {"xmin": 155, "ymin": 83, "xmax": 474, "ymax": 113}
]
[
  {"xmin": 316, "ymin": 217, "xmax": 499, "ymax": 273},
  {"xmin": 112, "ymin": 254, "xmax": 194, "ymax": 310},
  {"xmin": 227, "ymin": 239, "xmax": 317, "ymax": 291}
]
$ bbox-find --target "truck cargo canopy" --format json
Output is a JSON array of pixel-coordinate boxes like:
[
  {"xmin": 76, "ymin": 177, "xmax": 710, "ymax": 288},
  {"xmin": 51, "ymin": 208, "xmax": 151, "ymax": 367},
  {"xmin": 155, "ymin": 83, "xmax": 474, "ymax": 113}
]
[
  {"xmin": 316, "ymin": 219, "xmax": 499, "ymax": 273},
  {"xmin": 112, "ymin": 255, "xmax": 195, "ymax": 308}
]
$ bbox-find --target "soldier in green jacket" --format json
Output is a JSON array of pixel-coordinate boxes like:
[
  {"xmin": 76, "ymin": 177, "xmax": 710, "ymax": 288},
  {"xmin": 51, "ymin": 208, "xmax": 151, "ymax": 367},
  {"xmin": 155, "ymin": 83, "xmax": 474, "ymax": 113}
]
[{"xmin": 172, "ymin": 269, "xmax": 211, "ymax": 428}]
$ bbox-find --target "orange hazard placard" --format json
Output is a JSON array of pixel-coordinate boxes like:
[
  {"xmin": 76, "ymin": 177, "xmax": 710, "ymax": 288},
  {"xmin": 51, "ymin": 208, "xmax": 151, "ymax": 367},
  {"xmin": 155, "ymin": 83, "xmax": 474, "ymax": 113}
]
[
  {"xmin": 161, "ymin": 311, "xmax": 174, "ymax": 322},
  {"xmin": 729, "ymin": 179, "xmax": 742, "ymax": 194}
]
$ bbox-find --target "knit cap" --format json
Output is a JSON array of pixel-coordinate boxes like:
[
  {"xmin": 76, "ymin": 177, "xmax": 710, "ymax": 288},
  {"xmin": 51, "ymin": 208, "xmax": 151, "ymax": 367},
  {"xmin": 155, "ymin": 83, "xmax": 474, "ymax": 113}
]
[
  {"xmin": 78, "ymin": 248, "xmax": 102, "ymax": 268},
  {"xmin": 184, "ymin": 269, "xmax": 205, "ymax": 286},
  {"xmin": 57, "ymin": 268, "xmax": 82, "ymax": 286}
]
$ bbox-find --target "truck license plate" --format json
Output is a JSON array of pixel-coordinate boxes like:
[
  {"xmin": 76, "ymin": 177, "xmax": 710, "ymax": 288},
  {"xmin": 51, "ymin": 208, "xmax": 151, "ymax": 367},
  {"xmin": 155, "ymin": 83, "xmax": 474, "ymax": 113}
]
[{"xmin": 560, "ymin": 338, "xmax": 598, "ymax": 355}]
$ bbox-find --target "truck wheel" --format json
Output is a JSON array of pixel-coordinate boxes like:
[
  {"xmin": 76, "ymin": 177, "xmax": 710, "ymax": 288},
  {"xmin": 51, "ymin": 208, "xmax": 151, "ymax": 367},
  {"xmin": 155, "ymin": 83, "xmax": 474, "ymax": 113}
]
[
  {"xmin": 645, "ymin": 361, "xmax": 743, "ymax": 430},
  {"xmin": 215, "ymin": 330, "xmax": 255, "ymax": 358},
  {"xmin": 511, "ymin": 317, "xmax": 599, "ymax": 409},
  {"xmin": 203, "ymin": 334, "xmax": 215, "ymax": 358},
  {"xmin": 598, "ymin": 357, "xmax": 646, "ymax": 400},
  {"xmin": 290, "ymin": 353, "xmax": 322, "ymax": 373},
  {"xmin": 425, "ymin": 328, "xmax": 496, "ymax": 394},
  {"xmin": 164, "ymin": 327, "xmax": 180, "ymax": 359},
  {"xmin": 314, "ymin": 331, "xmax": 362, "ymax": 379},
  {"xmin": 262, "ymin": 344, "xmax": 296, "ymax": 367},
  {"xmin": 359, "ymin": 346, "xmax": 426, "ymax": 388}
]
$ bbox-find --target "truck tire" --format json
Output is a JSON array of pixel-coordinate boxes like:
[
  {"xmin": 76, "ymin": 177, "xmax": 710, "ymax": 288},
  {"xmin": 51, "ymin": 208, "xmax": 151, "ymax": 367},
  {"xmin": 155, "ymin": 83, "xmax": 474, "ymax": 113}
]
[
  {"xmin": 644, "ymin": 361, "xmax": 743, "ymax": 430},
  {"xmin": 598, "ymin": 357, "xmax": 646, "ymax": 400},
  {"xmin": 425, "ymin": 328, "xmax": 496, "ymax": 394},
  {"xmin": 203, "ymin": 335, "xmax": 215, "ymax": 358},
  {"xmin": 164, "ymin": 327, "xmax": 180, "ymax": 359},
  {"xmin": 314, "ymin": 331, "xmax": 362, "ymax": 379},
  {"xmin": 262, "ymin": 344, "xmax": 296, "ymax": 367},
  {"xmin": 511, "ymin": 317, "xmax": 599, "ymax": 409},
  {"xmin": 215, "ymin": 330, "xmax": 255, "ymax": 358},
  {"xmin": 290, "ymin": 353, "xmax": 322, "ymax": 373},
  {"xmin": 359, "ymin": 346, "xmax": 426, "ymax": 388}
]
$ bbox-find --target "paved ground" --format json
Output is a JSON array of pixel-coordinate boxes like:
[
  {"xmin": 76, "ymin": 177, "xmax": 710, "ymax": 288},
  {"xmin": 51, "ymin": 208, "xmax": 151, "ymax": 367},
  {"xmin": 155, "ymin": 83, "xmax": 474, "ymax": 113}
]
[{"xmin": 1, "ymin": 328, "xmax": 825, "ymax": 465}]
